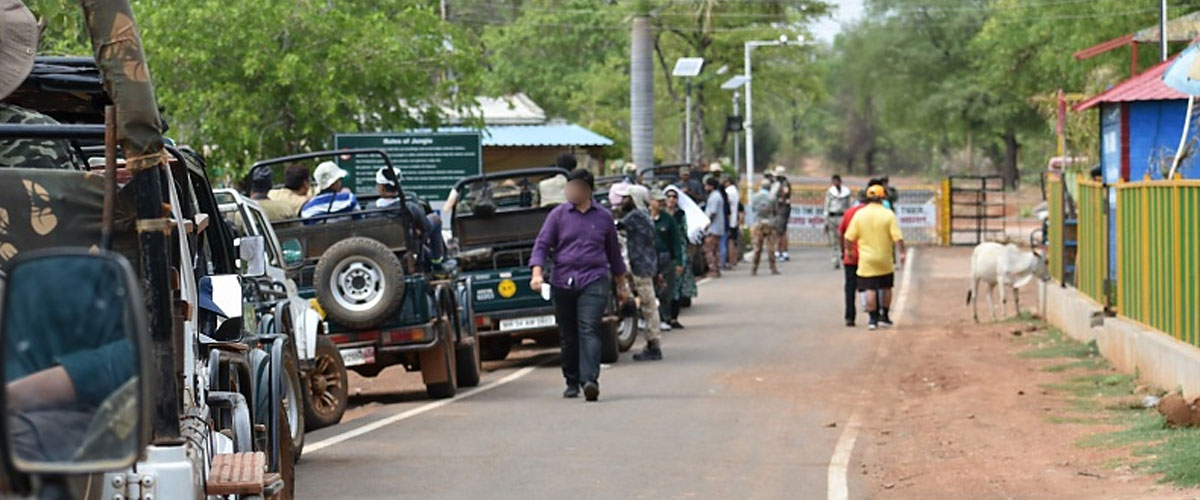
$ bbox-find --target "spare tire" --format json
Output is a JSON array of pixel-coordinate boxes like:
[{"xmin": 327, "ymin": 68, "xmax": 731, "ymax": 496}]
[{"xmin": 314, "ymin": 237, "xmax": 405, "ymax": 329}]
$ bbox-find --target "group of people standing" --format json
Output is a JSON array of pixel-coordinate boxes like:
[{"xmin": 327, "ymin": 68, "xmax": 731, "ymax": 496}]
[{"xmin": 834, "ymin": 176, "xmax": 906, "ymax": 331}]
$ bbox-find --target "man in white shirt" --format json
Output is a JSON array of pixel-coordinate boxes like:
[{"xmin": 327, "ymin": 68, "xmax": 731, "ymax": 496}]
[
  {"xmin": 825, "ymin": 174, "xmax": 853, "ymax": 269},
  {"xmin": 722, "ymin": 175, "xmax": 741, "ymax": 268}
]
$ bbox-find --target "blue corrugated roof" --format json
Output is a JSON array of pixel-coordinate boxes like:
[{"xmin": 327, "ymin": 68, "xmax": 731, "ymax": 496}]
[
  {"xmin": 481, "ymin": 124, "xmax": 613, "ymax": 147},
  {"xmin": 414, "ymin": 124, "xmax": 613, "ymax": 148}
]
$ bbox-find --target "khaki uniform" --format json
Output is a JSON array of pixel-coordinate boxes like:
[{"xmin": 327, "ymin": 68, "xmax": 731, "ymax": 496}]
[{"xmin": 268, "ymin": 188, "xmax": 310, "ymax": 217}]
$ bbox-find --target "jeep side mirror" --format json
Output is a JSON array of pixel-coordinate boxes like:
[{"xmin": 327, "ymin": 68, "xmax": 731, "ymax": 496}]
[
  {"xmin": 0, "ymin": 249, "xmax": 150, "ymax": 474},
  {"xmin": 236, "ymin": 235, "xmax": 267, "ymax": 277}
]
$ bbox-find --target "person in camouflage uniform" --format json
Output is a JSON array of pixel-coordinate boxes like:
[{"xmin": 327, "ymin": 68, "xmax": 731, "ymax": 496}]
[{"xmin": 0, "ymin": 103, "xmax": 77, "ymax": 170}]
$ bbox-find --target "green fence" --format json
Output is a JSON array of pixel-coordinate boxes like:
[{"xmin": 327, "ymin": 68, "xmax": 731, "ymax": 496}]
[
  {"xmin": 1047, "ymin": 176, "xmax": 1064, "ymax": 283},
  {"xmin": 1116, "ymin": 180, "xmax": 1200, "ymax": 345},
  {"xmin": 1076, "ymin": 178, "xmax": 1107, "ymax": 305}
]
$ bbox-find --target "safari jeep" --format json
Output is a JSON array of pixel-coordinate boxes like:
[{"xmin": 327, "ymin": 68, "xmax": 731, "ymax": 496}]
[
  {"xmin": 216, "ymin": 188, "xmax": 350, "ymax": 429},
  {"xmin": 0, "ymin": 12, "xmax": 296, "ymax": 498},
  {"xmin": 446, "ymin": 168, "xmax": 621, "ymax": 363},
  {"xmin": 252, "ymin": 150, "xmax": 481, "ymax": 399}
]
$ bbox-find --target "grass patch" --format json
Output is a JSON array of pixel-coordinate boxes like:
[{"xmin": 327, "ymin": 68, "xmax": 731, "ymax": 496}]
[
  {"xmin": 1043, "ymin": 358, "xmax": 1107, "ymax": 373},
  {"xmin": 1020, "ymin": 327, "xmax": 1100, "ymax": 359}
]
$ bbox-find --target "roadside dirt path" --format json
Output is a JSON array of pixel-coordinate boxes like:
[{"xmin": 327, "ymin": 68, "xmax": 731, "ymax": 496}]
[{"xmin": 857, "ymin": 247, "xmax": 1196, "ymax": 499}]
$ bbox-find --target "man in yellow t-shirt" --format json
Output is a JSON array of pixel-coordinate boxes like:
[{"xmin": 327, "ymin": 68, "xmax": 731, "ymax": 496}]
[{"xmin": 844, "ymin": 184, "xmax": 906, "ymax": 330}]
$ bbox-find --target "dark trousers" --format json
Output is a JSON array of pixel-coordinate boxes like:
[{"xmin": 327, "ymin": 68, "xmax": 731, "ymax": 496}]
[
  {"xmin": 843, "ymin": 264, "xmax": 858, "ymax": 322},
  {"xmin": 657, "ymin": 257, "xmax": 676, "ymax": 322},
  {"xmin": 552, "ymin": 277, "xmax": 610, "ymax": 387}
]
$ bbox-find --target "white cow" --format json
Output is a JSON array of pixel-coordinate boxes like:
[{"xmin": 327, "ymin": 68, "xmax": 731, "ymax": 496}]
[{"xmin": 966, "ymin": 241, "xmax": 1049, "ymax": 322}]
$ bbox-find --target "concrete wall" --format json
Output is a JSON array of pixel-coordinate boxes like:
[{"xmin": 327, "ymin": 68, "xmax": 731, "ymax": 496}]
[{"xmin": 1041, "ymin": 281, "xmax": 1200, "ymax": 397}]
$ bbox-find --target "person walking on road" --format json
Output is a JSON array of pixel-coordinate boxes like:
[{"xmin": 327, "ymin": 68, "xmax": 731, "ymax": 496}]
[
  {"xmin": 650, "ymin": 189, "xmax": 684, "ymax": 331},
  {"xmin": 614, "ymin": 184, "xmax": 664, "ymax": 361},
  {"xmin": 749, "ymin": 180, "xmax": 780, "ymax": 276},
  {"xmin": 772, "ymin": 167, "xmax": 792, "ymax": 261},
  {"xmin": 664, "ymin": 187, "xmax": 697, "ymax": 323},
  {"xmin": 702, "ymin": 177, "xmax": 726, "ymax": 278},
  {"xmin": 837, "ymin": 189, "xmax": 868, "ymax": 326},
  {"xmin": 844, "ymin": 185, "xmax": 906, "ymax": 330},
  {"xmin": 530, "ymin": 167, "xmax": 629, "ymax": 401},
  {"xmin": 825, "ymin": 174, "xmax": 853, "ymax": 269}
]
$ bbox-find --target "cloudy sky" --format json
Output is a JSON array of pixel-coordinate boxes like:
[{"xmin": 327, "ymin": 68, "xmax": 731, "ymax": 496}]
[{"xmin": 811, "ymin": 0, "xmax": 865, "ymax": 43}]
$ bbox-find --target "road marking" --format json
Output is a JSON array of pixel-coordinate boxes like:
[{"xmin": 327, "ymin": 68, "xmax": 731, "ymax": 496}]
[
  {"xmin": 827, "ymin": 247, "xmax": 915, "ymax": 500},
  {"xmin": 305, "ymin": 366, "xmax": 537, "ymax": 454}
]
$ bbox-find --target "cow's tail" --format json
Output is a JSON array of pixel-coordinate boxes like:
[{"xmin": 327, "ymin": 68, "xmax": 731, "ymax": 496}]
[{"xmin": 966, "ymin": 289, "xmax": 973, "ymax": 306}]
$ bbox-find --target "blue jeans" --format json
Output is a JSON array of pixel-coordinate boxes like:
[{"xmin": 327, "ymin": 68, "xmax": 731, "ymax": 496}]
[
  {"xmin": 719, "ymin": 231, "xmax": 729, "ymax": 266},
  {"xmin": 552, "ymin": 277, "xmax": 610, "ymax": 387}
]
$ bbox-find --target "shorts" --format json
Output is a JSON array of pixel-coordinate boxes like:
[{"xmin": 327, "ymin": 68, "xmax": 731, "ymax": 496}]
[{"xmin": 856, "ymin": 273, "xmax": 894, "ymax": 291}]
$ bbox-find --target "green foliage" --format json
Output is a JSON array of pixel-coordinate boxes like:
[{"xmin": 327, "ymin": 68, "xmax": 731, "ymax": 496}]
[{"xmin": 28, "ymin": 0, "xmax": 483, "ymax": 180}]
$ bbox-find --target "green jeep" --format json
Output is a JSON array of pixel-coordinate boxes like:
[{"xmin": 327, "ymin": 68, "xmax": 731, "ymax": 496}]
[{"xmin": 447, "ymin": 168, "xmax": 621, "ymax": 362}]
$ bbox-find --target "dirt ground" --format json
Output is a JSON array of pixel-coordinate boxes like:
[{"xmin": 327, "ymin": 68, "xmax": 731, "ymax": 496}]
[{"xmin": 858, "ymin": 247, "xmax": 1198, "ymax": 499}]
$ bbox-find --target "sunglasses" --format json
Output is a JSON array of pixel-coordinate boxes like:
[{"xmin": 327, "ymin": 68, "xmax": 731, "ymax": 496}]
[{"xmin": 666, "ymin": 192, "xmax": 678, "ymax": 198}]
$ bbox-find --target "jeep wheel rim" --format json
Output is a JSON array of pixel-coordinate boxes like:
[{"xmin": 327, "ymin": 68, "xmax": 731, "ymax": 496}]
[
  {"xmin": 332, "ymin": 257, "xmax": 384, "ymax": 312},
  {"xmin": 310, "ymin": 352, "xmax": 345, "ymax": 416},
  {"xmin": 284, "ymin": 369, "xmax": 302, "ymax": 442},
  {"xmin": 618, "ymin": 316, "xmax": 636, "ymax": 345}
]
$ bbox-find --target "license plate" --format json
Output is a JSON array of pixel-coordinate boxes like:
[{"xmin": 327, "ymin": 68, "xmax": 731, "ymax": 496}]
[
  {"xmin": 499, "ymin": 315, "xmax": 556, "ymax": 332},
  {"xmin": 339, "ymin": 347, "xmax": 376, "ymax": 367}
]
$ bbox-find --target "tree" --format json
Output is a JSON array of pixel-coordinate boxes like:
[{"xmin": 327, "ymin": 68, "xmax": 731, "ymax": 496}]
[{"xmin": 28, "ymin": 0, "xmax": 484, "ymax": 180}]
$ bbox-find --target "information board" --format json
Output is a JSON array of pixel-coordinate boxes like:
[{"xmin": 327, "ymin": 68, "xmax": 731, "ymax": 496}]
[{"xmin": 333, "ymin": 132, "xmax": 482, "ymax": 206}]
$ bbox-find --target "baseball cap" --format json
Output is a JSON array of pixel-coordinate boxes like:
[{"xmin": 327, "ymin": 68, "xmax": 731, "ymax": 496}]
[
  {"xmin": 709, "ymin": 162, "xmax": 723, "ymax": 173},
  {"xmin": 249, "ymin": 166, "xmax": 274, "ymax": 192},
  {"xmin": 773, "ymin": 166, "xmax": 787, "ymax": 176},
  {"xmin": 0, "ymin": 0, "xmax": 37, "ymax": 100},
  {"xmin": 650, "ymin": 188, "xmax": 666, "ymax": 201},
  {"xmin": 375, "ymin": 166, "xmax": 400, "ymax": 187},
  {"xmin": 866, "ymin": 185, "xmax": 886, "ymax": 200},
  {"xmin": 313, "ymin": 161, "xmax": 349, "ymax": 191}
]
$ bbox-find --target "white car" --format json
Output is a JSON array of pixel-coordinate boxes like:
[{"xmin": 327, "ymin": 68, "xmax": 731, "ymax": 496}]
[{"xmin": 216, "ymin": 189, "xmax": 350, "ymax": 433}]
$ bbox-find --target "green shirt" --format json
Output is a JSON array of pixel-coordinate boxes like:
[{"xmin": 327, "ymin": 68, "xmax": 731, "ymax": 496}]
[{"xmin": 652, "ymin": 211, "xmax": 683, "ymax": 263}]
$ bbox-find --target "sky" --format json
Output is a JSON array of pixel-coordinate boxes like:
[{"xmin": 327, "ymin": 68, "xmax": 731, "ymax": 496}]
[{"xmin": 811, "ymin": 0, "xmax": 865, "ymax": 43}]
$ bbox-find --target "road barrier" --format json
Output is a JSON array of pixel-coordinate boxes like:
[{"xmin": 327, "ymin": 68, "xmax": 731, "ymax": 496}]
[
  {"xmin": 1116, "ymin": 179, "xmax": 1200, "ymax": 344},
  {"xmin": 1076, "ymin": 178, "xmax": 1107, "ymax": 306},
  {"xmin": 783, "ymin": 185, "xmax": 943, "ymax": 246}
]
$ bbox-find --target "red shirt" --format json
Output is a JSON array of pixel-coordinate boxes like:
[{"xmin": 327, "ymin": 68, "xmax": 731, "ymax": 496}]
[{"xmin": 838, "ymin": 203, "xmax": 864, "ymax": 266}]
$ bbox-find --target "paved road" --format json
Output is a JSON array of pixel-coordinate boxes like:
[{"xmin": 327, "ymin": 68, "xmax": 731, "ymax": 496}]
[{"xmin": 297, "ymin": 248, "xmax": 881, "ymax": 499}]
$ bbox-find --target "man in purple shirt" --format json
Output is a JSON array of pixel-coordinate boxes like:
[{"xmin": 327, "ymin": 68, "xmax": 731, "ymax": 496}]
[{"xmin": 530, "ymin": 164, "xmax": 629, "ymax": 402}]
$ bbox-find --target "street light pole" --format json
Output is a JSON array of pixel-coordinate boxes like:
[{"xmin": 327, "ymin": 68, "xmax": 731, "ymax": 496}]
[
  {"xmin": 685, "ymin": 81, "xmax": 693, "ymax": 165},
  {"xmin": 732, "ymin": 90, "xmax": 740, "ymax": 178},
  {"xmin": 743, "ymin": 37, "xmax": 805, "ymax": 189},
  {"xmin": 1161, "ymin": 0, "xmax": 1169, "ymax": 61}
]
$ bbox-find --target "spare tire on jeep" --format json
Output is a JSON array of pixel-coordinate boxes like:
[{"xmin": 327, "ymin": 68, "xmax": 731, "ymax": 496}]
[{"xmin": 314, "ymin": 237, "xmax": 406, "ymax": 329}]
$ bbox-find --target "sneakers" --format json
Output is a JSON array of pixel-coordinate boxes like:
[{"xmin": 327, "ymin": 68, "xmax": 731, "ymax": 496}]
[
  {"xmin": 669, "ymin": 320, "xmax": 685, "ymax": 329},
  {"xmin": 845, "ymin": 319, "xmax": 855, "ymax": 327},
  {"xmin": 867, "ymin": 321, "xmax": 878, "ymax": 331},
  {"xmin": 583, "ymin": 382, "xmax": 600, "ymax": 401},
  {"xmin": 878, "ymin": 318, "xmax": 894, "ymax": 329},
  {"xmin": 659, "ymin": 322, "xmax": 672, "ymax": 332},
  {"xmin": 781, "ymin": 252, "xmax": 791, "ymax": 261},
  {"xmin": 633, "ymin": 345, "xmax": 663, "ymax": 361},
  {"xmin": 563, "ymin": 385, "xmax": 580, "ymax": 398}
]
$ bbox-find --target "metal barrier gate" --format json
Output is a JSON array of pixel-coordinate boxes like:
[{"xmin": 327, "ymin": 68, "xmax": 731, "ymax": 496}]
[
  {"xmin": 783, "ymin": 185, "xmax": 941, "ymax": 246},
  {"xmin": 946, "ymin": 175, "xmax": 1006, "ymax": 246}
]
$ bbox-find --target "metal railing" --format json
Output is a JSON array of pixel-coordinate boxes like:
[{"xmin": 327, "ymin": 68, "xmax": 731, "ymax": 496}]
[
  {"xmin": 1076, "ymin": 178, "xmax": 1107, "ymax": 305},
  {"xmin": 1116, "ymin": 179, "xmax": 1200, "ymax": 344}
]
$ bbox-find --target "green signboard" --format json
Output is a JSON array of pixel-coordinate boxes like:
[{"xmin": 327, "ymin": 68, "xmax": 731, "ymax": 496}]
[{"xmin": 333, "ymin": 132, "xmax": 482, "ymax": 206}]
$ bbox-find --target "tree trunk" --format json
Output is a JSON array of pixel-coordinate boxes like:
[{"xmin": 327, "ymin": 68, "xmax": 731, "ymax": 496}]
[
  {"xmin": 630, "ymin": 16, "xmax": 655, "ymax": 171},
  {"xmin": 1003, "ymin": 128, "xmax": 1020, "ymax": 189}
]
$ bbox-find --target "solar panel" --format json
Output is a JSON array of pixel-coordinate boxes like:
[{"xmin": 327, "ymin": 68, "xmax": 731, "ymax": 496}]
[{"xmin": 672, "ymin": 57, "xmax": 705, "ymax": 77}]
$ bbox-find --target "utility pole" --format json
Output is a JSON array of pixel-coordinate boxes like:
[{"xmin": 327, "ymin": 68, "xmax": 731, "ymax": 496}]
[
  {"xmin": 1161, "ymin": 0, "xmax": 1169, "ymax": 61},
  {"xmin": 685, "ymin": 81, "xmax": 693, "ymax": 164},
  {"xmin": 732, "ymin": 90, "xmax": 740, "ymax": 177},
  {"xmin": 743, "ymin": 36, "xmax": 806, "ymax": 189}
]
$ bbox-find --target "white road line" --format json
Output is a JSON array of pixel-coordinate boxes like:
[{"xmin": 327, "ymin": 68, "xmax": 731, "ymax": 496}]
[
  {"xmin": 826, "ymin": 247, "xmax": 916, "ymax": 500},
  {"xmin": 305, "ymin": 366, "xmax": 537, "ymax": 454}
]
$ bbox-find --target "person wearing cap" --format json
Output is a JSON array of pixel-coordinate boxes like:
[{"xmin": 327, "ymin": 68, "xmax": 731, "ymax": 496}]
[
  {"xmin": 615, "ymin": 184, "xmax": 664, "ymax": 360},
  {"xmin": 674, "ymin": 166, "xmax": 705, "ymax": 204},
  {"xmin": 248, "ymin": 167, "xmax": 299, "ymax": 221},
  {"xmin": 749, "ymin": 179, "xmax": 780, "ymax": 276},
  {"xmin": 300, "ymin": 161, "xmax": 361, "ymax": 224},
  {"xmin": 269, "ymin": 164, "xmax": 313, "ymax": 215},
  {"xmin": 374, "ymin": 167, "xmax": 446, "ymax": 268},
  {"xmin": 0, "ymin": 0, "xmax": 76, "ymax": 170},
  {"xmin": 622, "ymin": 162, "xmax": 640, "ymax": 184},
  {"xmin": 530, "ymin": 166, "xmax": 629, "ymax": 401},
  {"xmin": 837, "ymin": 188, "xmax": 869, "ymax": 326},
  {"xmin": 844, "ymin": 184, "xmax": 906, "ymax": 330},
  {"xmin": 702, "ymin": 177, "xmax": 726, "ymax": 278},
  {"xmin": 825, "ymin": 174, "xmax": 853, "ymax": 270},
  {"xmin": 650, "ymin": 188, "xmax": 684, "ymax": 330},
  {"xmin": 772, "ymin": 167, "xmax": 792, "ymax": 261}
]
